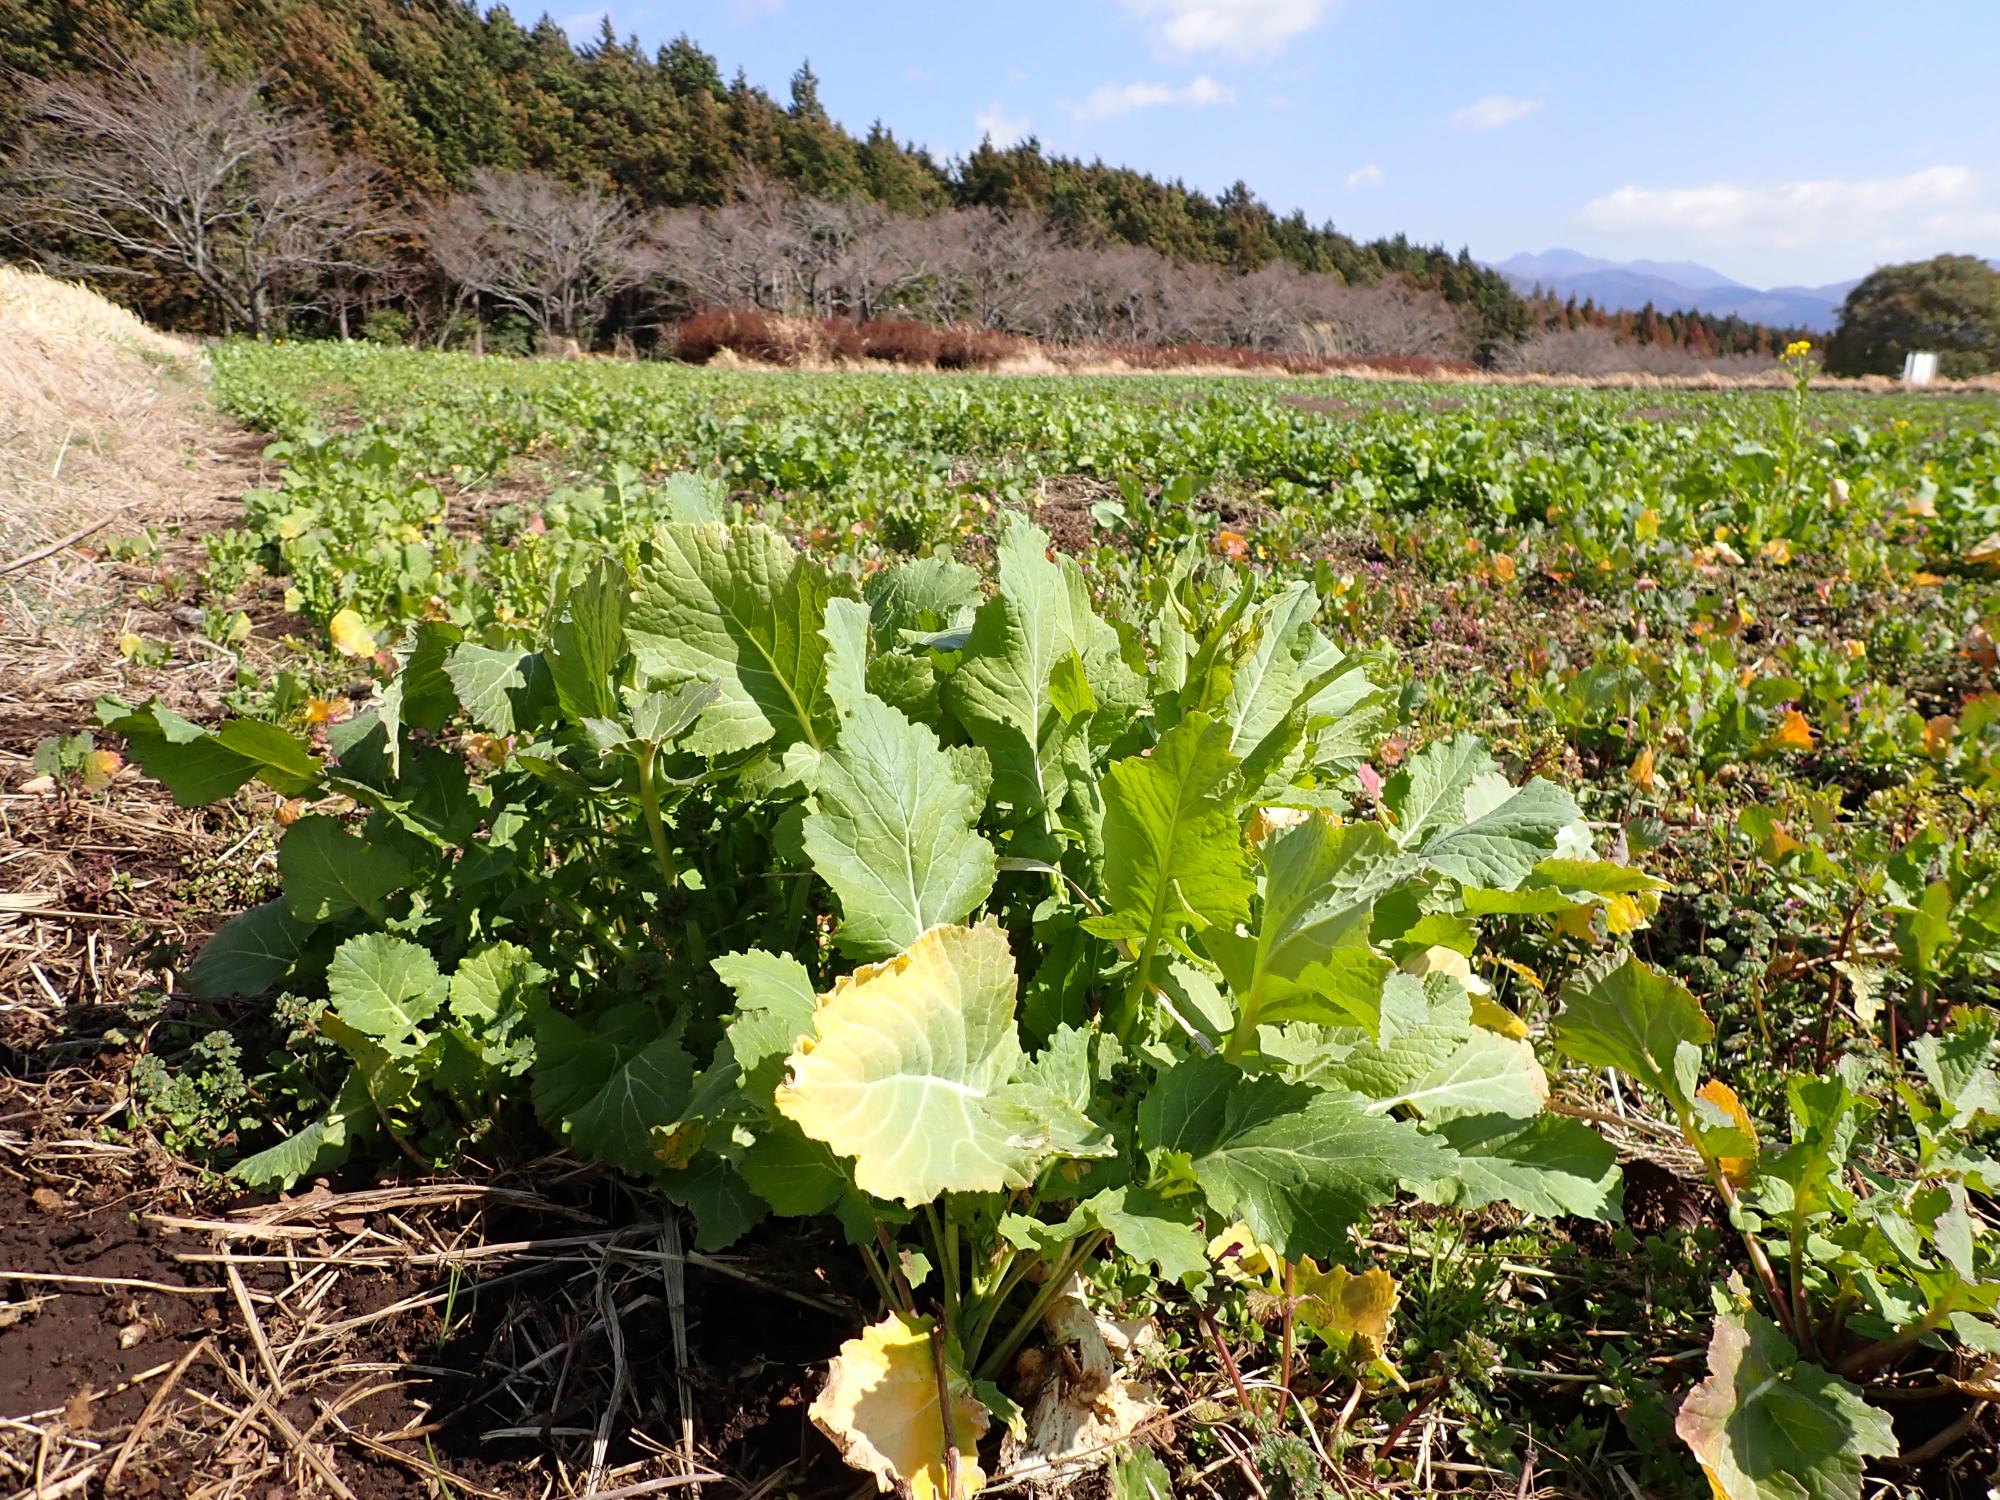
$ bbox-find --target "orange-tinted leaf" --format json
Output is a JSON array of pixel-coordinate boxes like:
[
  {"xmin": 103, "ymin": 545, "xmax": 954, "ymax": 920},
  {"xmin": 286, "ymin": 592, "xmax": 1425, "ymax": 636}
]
[
  {"xmin": 1627, "ymin": 747, "xmax": 1657, "ymax": 792},
  {"xmin": 1765, "ymin": 710, "xmax": 1815, "ymax": 753},
  {"xmin": 1692, "ymin": 1079, "xmax": 1759, "ymax": 1184}
]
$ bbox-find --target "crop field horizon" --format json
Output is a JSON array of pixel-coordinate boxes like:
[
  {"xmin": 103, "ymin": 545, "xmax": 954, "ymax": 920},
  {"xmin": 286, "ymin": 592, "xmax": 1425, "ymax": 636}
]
[{"xmin": 10, "ymin": 331, "xmax": 2000, "ymax": 1499}]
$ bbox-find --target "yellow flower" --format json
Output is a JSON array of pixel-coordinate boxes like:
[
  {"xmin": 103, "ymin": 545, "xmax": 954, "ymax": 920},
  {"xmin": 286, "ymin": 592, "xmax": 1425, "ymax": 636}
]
[{"xmin": 1784, "ymin": 339, "xmax": 1813, "ymax": 360}]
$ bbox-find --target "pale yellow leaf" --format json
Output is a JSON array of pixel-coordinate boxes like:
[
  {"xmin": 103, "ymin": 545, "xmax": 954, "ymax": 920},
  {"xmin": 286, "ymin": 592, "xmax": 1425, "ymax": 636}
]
[
  {"xmin": 810, "ymin": 1312, "xmax": 989, "ymax": 1500},
  {"xmin": 1294, "ymin": 1258, "xmax": 1398, "ymax": 1362},
  {"xmin": 1468, "ymin": 993, "xmax": 1529, "ymax": 1039},
  {"xmin": 329, "ymin": 609, "xmax": 377, "ymax": 659},
  {"xmin": 1206, "ymin": 1222, "xmax": 1279, "ymax": 1285},
  {"xmin": 1401, "ymin": 945, "xmax": 1491, "ymax": 996}
]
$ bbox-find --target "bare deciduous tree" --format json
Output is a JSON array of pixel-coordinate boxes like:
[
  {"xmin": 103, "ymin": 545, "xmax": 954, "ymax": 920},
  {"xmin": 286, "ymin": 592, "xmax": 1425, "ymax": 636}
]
[
  {"xmin": 0, "ymin": 45, "xmax": 386, "ymax": 337},
  {"xmin": 1294, "ymin": 280, "xmax": 1468, "ymax": 360},
  {"xmin": 422, "ymin": 168, "xmax": 649, "ymax": 343}
]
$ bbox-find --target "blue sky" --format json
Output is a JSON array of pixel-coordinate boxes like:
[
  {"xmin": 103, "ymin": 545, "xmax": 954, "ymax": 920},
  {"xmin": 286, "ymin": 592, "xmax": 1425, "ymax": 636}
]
[{"xmin": 550, "ymin": 0, "xmax": 2000, "ymax": 289}]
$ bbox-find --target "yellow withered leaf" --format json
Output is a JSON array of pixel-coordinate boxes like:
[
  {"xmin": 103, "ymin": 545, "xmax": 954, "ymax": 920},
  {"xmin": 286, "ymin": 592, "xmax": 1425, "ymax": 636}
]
[
  {"xmin": 1764, "ymin": 709, "xmax": 1815, "ymax": 753},
  {"xmin": 1468, "ymin": 992, "xmax": 1529, "ymax": 1040},
  {"xmin": 329, "ymin": 608, "xmax": 378, "ymax": 659},
  {"xmin": 1207, "ymin": 1222, "xmax": 1279, "ymax": 1285},
  {"xmin": 1759, "ymin": 537, "xmax": 1792, "ymax": 565},
  {"xmin": 1601, "ymin": 891, "xmax": 1654, "ymax": 935},
  {"xmin": 1692, "ymin": 1079, "xmax": 1759, "ymax": 1184},
  {"xmin": 1627, "ymin": 746, "xmax": 1657, "ymax": 791},
  {"xmin": 1246, "ymin": 805, "xmax": 1313, "ymax": 845},
  {"xmin": 810, "ymin": 1312, "xmax": 989, "ymax": 1500},
  {"xmin": 1925, "ymin": 714, "xmax": 1957, "ymax": 755},
  {"xmin": 1294, "ymin": 1259, "xmax": 1398, "ymax": 1362},
  {"xmin": 1965, "ymin": 533, "xmax": 2000, "ymax": 569},
  {"xmin": 1758, "ymin": 822, "xmax": 1804, "ymax": 860},
  {"xmin": 80, "ymin": 749, "xmax": 122, "ymax": 790}
]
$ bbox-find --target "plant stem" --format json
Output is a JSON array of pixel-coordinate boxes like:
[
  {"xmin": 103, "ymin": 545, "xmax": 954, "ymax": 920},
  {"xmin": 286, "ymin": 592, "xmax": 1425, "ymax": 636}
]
[
  {"xmin": 1701, "ymin": 1137, "xmax": 1802, "ymax": 1348},
  {"xmin": 1836, "ymin": 1305, "xmax": 1947, "ymax": 1378},
  {"xmin": 925, "ymin": 1204, "xmax": 958, "ymax": 1326},
  {"xmin": 974, "ymin": 1230, "xmax": 1109, "ymax": 1383},
  {"xmin": 858, "ymin": 1243, "xmax": 899, "ymax": 1314},
  {"xmin": 1377, "ymin": 1373, "xmax": 1450, "ymax": 1456},
  {"xmin": 635, "ymin": 741, "xmax": 677, "ymax": 889},
  {"xmin": 1277, "ymin": 1257, "xmax": 1297, "ymax": 1410},
  {"xmin": 1786, "ymin": 1196, "xmax": 1816, "ymax": 1358},
  {"xmin": 929, "ymin": 1321, "xmax": 962, "ymax": 1500},
  {"xmin": 1198, "ymin": 1304, "xmax": 1258, "ymax": 1424},
  {"xmin": 962, "ymin": 1248, "xmax": 1033, "ymax": 1367},
  {"xmin": 875, "ymin": 1224, "xmax": 918, "ymax": 1317}
]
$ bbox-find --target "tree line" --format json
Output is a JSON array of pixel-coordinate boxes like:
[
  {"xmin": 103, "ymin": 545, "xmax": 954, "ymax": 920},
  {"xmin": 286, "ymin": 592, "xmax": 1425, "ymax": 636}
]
[{"xmin": 0, "ymin": 1, "xmax": 1854, "ymax": 368}]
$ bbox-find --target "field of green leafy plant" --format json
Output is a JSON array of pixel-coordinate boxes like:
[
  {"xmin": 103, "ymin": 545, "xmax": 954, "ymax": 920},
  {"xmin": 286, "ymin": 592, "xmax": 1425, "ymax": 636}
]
[{"xmin": 84, "ymin": 340, "xmax": 2000, "ymax": 1497}]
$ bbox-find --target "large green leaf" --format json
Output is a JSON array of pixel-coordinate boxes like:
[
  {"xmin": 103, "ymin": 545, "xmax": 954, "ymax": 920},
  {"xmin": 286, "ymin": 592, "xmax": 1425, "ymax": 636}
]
[
  {"xmin": 1386, "ymin": 735, "xmax": 1495, "ymax": 846},
  {"xmin": 326, "ymin": 932, "xmax": 446, "ymax": 1045},
  {"xmin": 1675, "ymin": 1309, "xmax": 1897, "ymax": 1500},
  {"xmin": 1427, "ymin": 1113, "xmax": 1622, "ymax": 1218},
  {"xmin": 532, "ymin": 1005, "xmax": 693, "ymax": 1179},
  {"xmin": 232, "ymin": 1071, "xmax": 378, "ymax": 1190},
  {"xmin": 629, "ymin": 522, "xmax": 843, "ymax": 756},
  {"xmin": 1083, "ymin": 713, "xmax": 1253, "ymax": 954},
  {"xmin": 445, "ymin": 644, "xmax": 553, "ymax": 734},
  {"xmin": 447, "ymin": 942, "xmax": 544, "ymax": 1072},
  {"xmin": 210, "ymin": 719, "xmax": 322, "ymax": 795},
  {"xmin": 774, "ymin": 923, "xmax": 1097, "ymax": 1205},
  {"xmin": 1366, "ymin": 1029, "xmax": 1549, "ymax": 1122},
  {"xmin": 1418, "ymin": 778, "xmax": 1581, "ymax": 890},
  {"xmin": 1208, "ymin": 817, "xmax": 1410, "ymax": 1039},
  {"xmin": 1080, "ymin": 1184, "xmax": 1209, "ymax": 1287},
  {"xmin": 547, "ymin": 558, "xmax": 629, "ymax": 721},
  {"xmin": 714, "ymin": 949, "xmax": 818, "ymax": 1099},
  {"xmin": 802, "ymin": 694, "xmax": 997, "ymax": 959},
  {"xmin": 1322, "ymin": 972, "xmax": 1475, "ymax": 1100},
  {"xmin": 661, "ymin": 1154, "xmax": 766, "ymax": 1250},
  {"xmin": 103, "ymin": 700, "xmax": 317, "ymax": 805},
  {"xmin": 1140, "ymin": 1056, "xmax": 1449, "ymax": 1259},
  {"xmin": 184, "ymin": 899, "xmax": 317, "ymax": 999},
  {"xmin": 943, "ymin": 517, "xmax": 1109, "ymax": 821},
  {"xmin": 1221, "ymin": 583, "xmax": 1319, "ymax": 761},
  {"xmin": 865, "ymin": 552, "xmax": 983, "ymax": 641},
  {"xmin": 1553, "ymin": 953, "xmax": 1712, "ymax": 1114},
  {"xmin": 277, "ymin": 814, "xmax": 416, "ymax": 922}
]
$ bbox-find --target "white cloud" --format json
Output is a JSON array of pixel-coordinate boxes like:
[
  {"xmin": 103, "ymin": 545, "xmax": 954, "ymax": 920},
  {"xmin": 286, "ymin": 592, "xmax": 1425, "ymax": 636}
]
[
  {"xmin": 558, "ymin": 7, "xmax": 608, "ymax": 41},
  {"xmin": 1577, "ymin": 165, "xmax": 2000, "ymax": 253},
  {"xmin": 1072, "ymin": 75, "xmax": 1238, "ymax": 120},
  {"xmin": 1450, "ymin": 94, "xmax": 1543, "ymax": 131},
  {"xmin": 1346, "ymin": 162, "xmax": 1383, "ymax": 189},
  {"xmin": 975, "ymin": 102, "xmax": 1030, "ymax": 149},
  {"xmin": 1118, "ymin": 0, "xmax": 1336, "ymax": 59},
  {"xmin": 906, "ymin": 66, "xmax": 935, "ymax": 83},
  {"xmin": 728, "ymin": 0, "xmax": 784, "ymax": 20}
]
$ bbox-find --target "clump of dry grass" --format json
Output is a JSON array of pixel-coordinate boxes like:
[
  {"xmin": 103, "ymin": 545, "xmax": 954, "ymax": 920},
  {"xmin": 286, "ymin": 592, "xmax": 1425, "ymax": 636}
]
[{"xmin": 0, "ymin": 264, "xmax": 203, "ymax": 627}]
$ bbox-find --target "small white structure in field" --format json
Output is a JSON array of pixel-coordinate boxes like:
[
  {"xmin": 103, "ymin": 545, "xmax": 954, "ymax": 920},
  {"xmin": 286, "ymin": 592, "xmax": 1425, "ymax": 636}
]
[{"xmin": 1903, "ymin": 351, "xmax": 1940, "ymax": 386}]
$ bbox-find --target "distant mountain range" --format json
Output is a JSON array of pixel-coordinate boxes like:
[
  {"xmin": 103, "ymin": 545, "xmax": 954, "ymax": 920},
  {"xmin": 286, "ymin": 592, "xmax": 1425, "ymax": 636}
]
[{"xmin": 1491, "ymin": 249, "xmax": 1863, "ymax": 332}]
